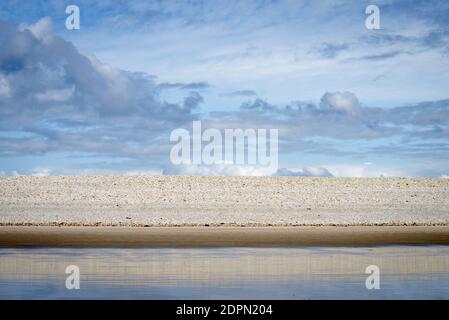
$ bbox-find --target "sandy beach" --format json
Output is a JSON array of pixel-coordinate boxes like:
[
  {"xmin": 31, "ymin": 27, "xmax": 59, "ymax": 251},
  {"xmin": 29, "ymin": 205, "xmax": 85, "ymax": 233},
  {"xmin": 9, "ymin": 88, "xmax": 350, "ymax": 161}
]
[
  {"xmin": 1, "ymin": 176, "xmax": 449, "ymax": 246},
  {"xmin": 0, "ymin": 176, "xmax": 448, "ymax": 227}
]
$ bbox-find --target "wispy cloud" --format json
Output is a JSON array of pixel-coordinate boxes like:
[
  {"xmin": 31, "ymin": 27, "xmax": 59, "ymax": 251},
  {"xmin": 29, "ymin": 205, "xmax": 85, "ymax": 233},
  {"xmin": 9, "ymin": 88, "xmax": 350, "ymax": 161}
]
[
  {"xmin": 224, "ymin": 90, "xmax": 257, "ymax": 97},
  {"xmin": 314, "ymin": 42, "xmax": 350, "ymax": 59},
  {"xmin": 158, "ymin": 81, "xmax": 211, "ymax": 90}
]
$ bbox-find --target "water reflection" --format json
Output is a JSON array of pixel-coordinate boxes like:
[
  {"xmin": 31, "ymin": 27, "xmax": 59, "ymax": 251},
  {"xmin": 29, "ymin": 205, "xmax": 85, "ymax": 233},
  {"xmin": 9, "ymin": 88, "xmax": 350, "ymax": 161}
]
[{"xmin": 1, "ymin": 246, "xmax": 449, "ymax": 299}]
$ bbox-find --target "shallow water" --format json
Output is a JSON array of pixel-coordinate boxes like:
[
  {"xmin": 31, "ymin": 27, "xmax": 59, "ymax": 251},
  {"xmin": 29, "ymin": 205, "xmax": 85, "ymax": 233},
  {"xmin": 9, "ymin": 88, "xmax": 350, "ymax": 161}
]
[{"xmin": 0, "ymin": 246, "xmax": 449, "ymax": 299}]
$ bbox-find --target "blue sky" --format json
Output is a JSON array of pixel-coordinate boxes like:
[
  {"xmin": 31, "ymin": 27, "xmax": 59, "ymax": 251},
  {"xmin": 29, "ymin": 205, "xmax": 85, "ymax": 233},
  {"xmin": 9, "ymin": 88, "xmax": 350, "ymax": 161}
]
[{"xmin": 0, "ymin": 0, "xmax": 449, "ymax": 177}]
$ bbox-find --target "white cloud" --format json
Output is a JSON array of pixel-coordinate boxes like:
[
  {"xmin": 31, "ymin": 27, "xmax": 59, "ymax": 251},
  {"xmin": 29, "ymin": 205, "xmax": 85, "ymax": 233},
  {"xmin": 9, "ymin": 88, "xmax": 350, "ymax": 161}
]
[
  {"xmin": 34, "ymin": 88, "xmax": 74, "ymax": 102},
  {"xmin": 124, "ymin": 170, "xmax": 162, "ymax": 176},
  {"xmin": 30, "ymin": 167, "xmax": 52, "ymax": 177},
  {"xmin": 0, "ymin": 75, "xmax": 10, "ymax": 97},
  {"xmin": 164, "ymin": 164, "xmax": 277, "ymax": 176},
  {"xmin": 19, "ymin": 17, "xmax": 53, "ymax": 41},
  {"xmin": 324, "ymin": 164, "xmax": 407, "ymax": 178},
  {"xmin": 276, "ymin": 167, "xmax": 333, "ymax": 177},
  {"xmin": 10, "ymin": 167, "xmax": 52, "ymax": 176},
  {"xmin": 320, "ymin": 91, "xmax": 361, "ymax": 115}
]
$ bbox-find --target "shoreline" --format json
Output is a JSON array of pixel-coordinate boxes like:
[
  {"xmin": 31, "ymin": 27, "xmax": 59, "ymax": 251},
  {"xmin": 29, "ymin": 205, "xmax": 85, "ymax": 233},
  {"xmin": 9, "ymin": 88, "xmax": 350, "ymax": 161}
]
[
  {"xmin": 1, "ymin": 222, "xmax": 449, "ymax": 227},
  {"xmin": 1, "ymin": 226, "xmax": 449, "ymax": 247}
]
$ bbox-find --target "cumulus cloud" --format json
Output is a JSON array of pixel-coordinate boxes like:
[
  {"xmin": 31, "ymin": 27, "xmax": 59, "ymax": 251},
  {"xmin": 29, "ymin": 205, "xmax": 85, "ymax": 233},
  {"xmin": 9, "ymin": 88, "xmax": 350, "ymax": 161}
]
[
  {"xmin": 0, "ymin": 18, "xmax": 201, "ymax": 160},
  {"xmin": 8, "ymin": 167, "xmax": 52, "ymax": 176},
  {"xmin": 322, "ymin": 164, "xmax": 411, "ymax": 178},
  {"xmin": 124, "ymin": 170, "xmax": 162, "ymax": 176},
  {"xmin": 240, "ymin": 98, "xmax": 276, "ymax": 111},
  {"xmin": 18, "ymin": 16, "xmax": 53, "ymax": 41},
  {"xmin": 30, "ymin": 167, "xmax": 52, "ymax": 177},
  {"xmin": 222, "ymin": 90, "xmax": 449, "ymax": 171},
  {"xmin": 163, "ymin": 164, "xmax": 277, "ymax": 176},
  {"xmin": 4, "ymin": 165, "xmax": 164, "ymax": 176},
  {"xmin": 320, "ymin": 92, "xmax": 361, "ymax": 115},
  {"xmin": 234, "ymin": 92, "xmax": 449, "ymax": 141},
  {"xmin": 275, "ymin": 167, "xmax": 333, "ymax": 177},
  {"xmin": 1, "ymin": 18, "xmax": 144, "ymax": 119}
]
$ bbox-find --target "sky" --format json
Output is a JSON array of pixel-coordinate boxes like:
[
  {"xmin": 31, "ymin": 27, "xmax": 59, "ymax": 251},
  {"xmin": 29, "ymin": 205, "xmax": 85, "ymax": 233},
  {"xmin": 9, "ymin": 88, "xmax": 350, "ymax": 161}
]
[{"xmin": 0, "ymin": 0, "xmax": 449, "ymax": 177}]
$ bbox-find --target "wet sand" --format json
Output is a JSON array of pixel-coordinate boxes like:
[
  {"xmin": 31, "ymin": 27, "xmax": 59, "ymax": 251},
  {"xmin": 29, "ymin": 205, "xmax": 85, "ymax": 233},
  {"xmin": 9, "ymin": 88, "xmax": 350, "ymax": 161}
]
[{"xmin": 1, "ymin": 226, "xmax": 449, "ymax": 247}]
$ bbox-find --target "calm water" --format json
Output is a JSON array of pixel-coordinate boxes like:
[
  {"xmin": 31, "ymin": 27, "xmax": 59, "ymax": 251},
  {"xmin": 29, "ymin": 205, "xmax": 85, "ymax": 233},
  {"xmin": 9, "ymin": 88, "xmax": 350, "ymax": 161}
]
[{"xmin": 1, "ymin": 246, "xmax": 449, "ymax": 299}]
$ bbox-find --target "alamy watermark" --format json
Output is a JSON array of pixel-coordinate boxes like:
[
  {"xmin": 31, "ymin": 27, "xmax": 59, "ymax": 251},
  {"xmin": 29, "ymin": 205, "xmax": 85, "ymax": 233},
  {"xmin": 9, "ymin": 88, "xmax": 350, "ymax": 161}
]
[
  {"xmin": 170, "ymin": 121, "xmax": 278, "ymax": 172},
  {"xmin": 65, "ymin": 5, "xmax": 80, "ymax": 30},
  {"xmin": 65, "ymin": 265, "xmax": 80, "ymax": 290},
  {"xmin": 365, "ymin": 265, "xmax": 380, "ymax": 290},
  {"xmin": 63, "ymin": 5, "xmax": 380, "ymax": 31},
  {"xmin": 365, "ymin": 5, "xmax": 380, "ymax": 30}
]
